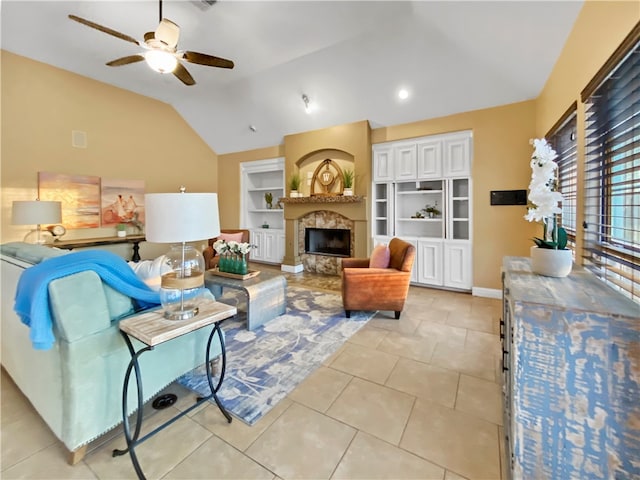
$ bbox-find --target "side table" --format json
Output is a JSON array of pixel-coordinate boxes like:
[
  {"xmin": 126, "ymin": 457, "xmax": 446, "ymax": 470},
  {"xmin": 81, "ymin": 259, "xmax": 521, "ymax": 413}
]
[{"xmin": 113, "ymin": 299, "xmax": 237, "ymax": 479}]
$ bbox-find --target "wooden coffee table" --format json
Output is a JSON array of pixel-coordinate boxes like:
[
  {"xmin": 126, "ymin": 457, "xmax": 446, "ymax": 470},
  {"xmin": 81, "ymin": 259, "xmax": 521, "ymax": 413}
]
[{"xmin": 204, "ymin": 270, "xmax": 287, "ymax": 330}]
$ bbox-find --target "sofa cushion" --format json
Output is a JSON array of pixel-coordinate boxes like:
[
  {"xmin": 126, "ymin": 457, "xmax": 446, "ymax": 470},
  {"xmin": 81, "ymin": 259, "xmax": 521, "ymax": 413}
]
[
  {"xmin": 370, "ymin": 244, "xmax": 391, "ymax": 268},
  {"xmin": 0, "ymin": 242, "xmax": 68, "ymax": 265},
  {"xmin": 218, "ymin": 232, "xmax": 244, "ymax": 243}
]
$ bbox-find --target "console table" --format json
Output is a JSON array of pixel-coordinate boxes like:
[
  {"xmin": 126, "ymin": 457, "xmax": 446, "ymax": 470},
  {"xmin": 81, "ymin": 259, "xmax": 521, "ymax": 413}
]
[
  {"xmin": 52, "ymin": 235, "xmax": 145, "ymax": 262},
  {"xmin": 502, "ymin": 257, "xmax": 640, "ymax": 479},
  {"xmin": 114, "ymin": 299, "xmax": 237, "ymax": 480}
]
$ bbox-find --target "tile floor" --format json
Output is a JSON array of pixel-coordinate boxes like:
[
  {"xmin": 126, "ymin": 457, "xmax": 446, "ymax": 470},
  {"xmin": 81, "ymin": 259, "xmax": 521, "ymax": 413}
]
[{"xmin": 1, "ymin": 265, "xmax": 505, "ymax": 480}]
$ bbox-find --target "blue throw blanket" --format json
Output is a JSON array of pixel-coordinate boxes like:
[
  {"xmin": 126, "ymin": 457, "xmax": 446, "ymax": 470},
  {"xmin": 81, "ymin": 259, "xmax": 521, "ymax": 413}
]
[{"xmin": 15, "ymin": 250, "xmax": 161, "ymax": 350}]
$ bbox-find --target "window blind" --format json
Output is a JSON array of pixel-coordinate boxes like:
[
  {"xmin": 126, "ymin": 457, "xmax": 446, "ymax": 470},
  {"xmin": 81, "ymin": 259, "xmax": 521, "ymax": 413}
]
[
  {"xmin": 548, "ymin": 109, "xmax": 577, "ymax": 249},
  {"xmin": 582, "ymin": 38, "xmax": 639, "ymax": 302}
]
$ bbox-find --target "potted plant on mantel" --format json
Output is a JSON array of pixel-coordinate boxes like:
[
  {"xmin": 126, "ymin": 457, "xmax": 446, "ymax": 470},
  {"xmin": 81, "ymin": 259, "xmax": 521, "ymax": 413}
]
[
  {"xmin": 289, "ymin": 172, "xmax": 301, "ymax": 198},
  {"xmin": 343, "ymin": 169, "xmax": 354, "ymax": 196},
  {"xmin": 524, "ymin": 138, "xmax": 572, "ymax": 277}
]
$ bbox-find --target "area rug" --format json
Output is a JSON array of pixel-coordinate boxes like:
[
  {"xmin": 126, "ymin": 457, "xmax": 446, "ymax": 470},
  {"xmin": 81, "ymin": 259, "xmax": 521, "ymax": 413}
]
[{"xmin": 177, "ymin": 286, "xmax": 375, "ymax": 425}]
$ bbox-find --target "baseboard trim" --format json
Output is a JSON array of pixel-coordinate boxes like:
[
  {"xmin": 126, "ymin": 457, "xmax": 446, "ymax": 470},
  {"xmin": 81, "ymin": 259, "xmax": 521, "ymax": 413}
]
[
  {"xmin": 472, "ymin": 287, "xmax": 502, "ymax": 299},
  {"xmin": 281, "ymin": 263, "xmax": 304, "ymax": 274}
]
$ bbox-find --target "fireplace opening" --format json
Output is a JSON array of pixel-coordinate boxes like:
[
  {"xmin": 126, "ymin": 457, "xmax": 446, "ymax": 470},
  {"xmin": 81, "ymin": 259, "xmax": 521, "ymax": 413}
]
[{"xmin": 305, "ymin": 228, "xmax": 351, "ymax": 257}]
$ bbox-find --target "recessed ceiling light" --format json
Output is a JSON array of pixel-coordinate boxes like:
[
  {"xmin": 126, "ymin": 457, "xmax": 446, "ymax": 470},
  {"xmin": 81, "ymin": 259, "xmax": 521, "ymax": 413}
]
[{"xmin": 398, "ymin": 89, "xmax": 409, "ymax": 100}]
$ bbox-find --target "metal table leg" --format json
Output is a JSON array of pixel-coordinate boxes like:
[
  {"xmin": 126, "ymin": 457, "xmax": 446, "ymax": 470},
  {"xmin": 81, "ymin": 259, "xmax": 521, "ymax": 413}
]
[{"xmin": 113, "ymin": 322, "xmax": 231, "ymax": 480}]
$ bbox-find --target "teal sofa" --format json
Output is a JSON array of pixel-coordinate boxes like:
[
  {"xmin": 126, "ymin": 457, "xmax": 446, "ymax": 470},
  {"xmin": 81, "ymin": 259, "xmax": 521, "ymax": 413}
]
[{"xmin": 0, "ymin": 243, "xmax": 225, "ymax": 464}]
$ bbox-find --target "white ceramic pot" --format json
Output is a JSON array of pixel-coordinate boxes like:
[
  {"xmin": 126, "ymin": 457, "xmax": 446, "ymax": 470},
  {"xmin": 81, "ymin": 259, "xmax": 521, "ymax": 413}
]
[
  {"xmin": 290, "ymin": 191, "xmax": 299, "ymax": 198},
  {"xmin": 530, "ymin": 246, "xmax": 573, "ymax": 277},
  {"xmin": 343, "ymin": 188, "xmax": 353, "ymax": 196},
  {"xmin": 117, "ymin": 230, "xmax": 127, "ymax": 238}
]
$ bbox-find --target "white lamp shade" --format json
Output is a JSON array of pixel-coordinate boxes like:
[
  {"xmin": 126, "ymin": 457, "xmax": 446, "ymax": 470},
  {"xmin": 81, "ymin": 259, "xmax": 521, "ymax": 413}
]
[
  {"xmin": 12, "ymin": 200, "xmax": 62, "ymax": 225},
  {"xmin": 145, "ymin": 193, "xmax": 220, "ymax": 243}
]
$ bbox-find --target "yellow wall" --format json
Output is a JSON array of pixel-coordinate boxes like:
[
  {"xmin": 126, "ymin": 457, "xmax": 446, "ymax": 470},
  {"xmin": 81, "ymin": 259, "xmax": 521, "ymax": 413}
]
[{"xmin": 1, "ymin": 51, "xmax": 219, "ymax": 256}]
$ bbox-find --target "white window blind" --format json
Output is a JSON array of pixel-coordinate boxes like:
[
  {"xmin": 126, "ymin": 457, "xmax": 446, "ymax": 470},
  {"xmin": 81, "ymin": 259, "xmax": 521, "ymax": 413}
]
[
  {"xmin": 582, "ymin": 36, "xmax": 639, "ymax": 303},
  {"xmin": 548, "ymin": 110, "xmax": 577, "ymax": 249}
]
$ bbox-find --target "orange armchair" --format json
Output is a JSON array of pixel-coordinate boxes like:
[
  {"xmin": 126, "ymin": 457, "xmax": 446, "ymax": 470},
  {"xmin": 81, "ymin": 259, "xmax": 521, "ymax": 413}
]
[
  {"xmin": 341, "ymin": 238, "xmax": 416, "ymax": 319},
  {"xmin": 203, "ymin": 229, "xmax": 250, "ymax": 270}
]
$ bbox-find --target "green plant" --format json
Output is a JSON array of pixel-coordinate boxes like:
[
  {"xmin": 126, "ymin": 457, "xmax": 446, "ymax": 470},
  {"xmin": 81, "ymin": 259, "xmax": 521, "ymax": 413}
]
[
  {"xmin": 116, "ymin": 223, "xmax": 127, "ymax": 231},
  {"xmin": 533, "ymin": 221, "xmax": 568, "ymax": 249},
  {"xmin": 265, "ymin": 192, "xmax": 273, "ymax": 205},
  {"xmin": 422, "ymin": 202, "xmax": 441, "ymax": 216},
  {"xmin": 289, "ymin": 172, "xmax": 301, "ymax": 191},
  {"xmin": 343, "ymin": 169, "xmax": 354, "ymax": 189}
]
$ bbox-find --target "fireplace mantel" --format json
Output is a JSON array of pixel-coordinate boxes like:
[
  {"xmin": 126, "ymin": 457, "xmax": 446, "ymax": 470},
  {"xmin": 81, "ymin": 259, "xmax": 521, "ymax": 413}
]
[{"xmin": 279, "ymin": 195, "xmax": 365, "ymax": 204}]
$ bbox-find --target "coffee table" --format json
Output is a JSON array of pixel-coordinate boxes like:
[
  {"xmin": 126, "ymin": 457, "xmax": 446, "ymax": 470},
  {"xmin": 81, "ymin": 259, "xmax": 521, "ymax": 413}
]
[{"xmin": 204, "ymin": 270, "xmax": 287, "ymax": 330}]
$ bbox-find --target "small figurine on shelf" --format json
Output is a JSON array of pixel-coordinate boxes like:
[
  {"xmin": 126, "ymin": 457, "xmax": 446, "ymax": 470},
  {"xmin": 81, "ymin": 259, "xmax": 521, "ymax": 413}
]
[
  {"xmin": 411, "ymin": 211, "xmax": 425, "ymax": 219},
  {"xmin": 265, "ymin": 192, "xmax": 273, "ymax": 209},
  {"xmin": 422, "ymin": 201, "xmax": 441, "ymax": 218}
]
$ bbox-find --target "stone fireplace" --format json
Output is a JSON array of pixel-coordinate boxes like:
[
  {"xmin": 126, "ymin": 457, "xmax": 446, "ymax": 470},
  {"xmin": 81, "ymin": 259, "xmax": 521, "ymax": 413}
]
[
  {"xmin": 279, "ymin": 120, "xmax": 372, "ymax": 274},
  {"xmin": 299, "ymin": 211, "xmax": 354, "ymax": 274}
]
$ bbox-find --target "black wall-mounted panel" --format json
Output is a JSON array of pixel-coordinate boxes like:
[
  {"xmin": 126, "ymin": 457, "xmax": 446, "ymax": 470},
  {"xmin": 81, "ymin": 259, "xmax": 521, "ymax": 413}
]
[{"xmin": 490, "ymin": 190, "xmax": 527, "ymax": 206}]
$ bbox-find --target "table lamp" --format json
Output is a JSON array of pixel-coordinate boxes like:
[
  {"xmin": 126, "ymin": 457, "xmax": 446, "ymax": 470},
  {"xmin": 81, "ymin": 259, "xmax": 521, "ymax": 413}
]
[
  {"xmin": 145, "ymin": 188, "xmax": 220, "ymax": 320},
  {"xmin": 12, "ymin": 199, "xmax": 62, "ymax": 244}
]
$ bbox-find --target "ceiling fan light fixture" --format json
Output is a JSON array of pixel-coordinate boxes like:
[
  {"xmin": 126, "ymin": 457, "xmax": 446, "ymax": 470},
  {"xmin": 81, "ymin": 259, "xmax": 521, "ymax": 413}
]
[
  {"xmin": 145, "ymin": 50, "xmax": 178, "ymax": 73},
  {"xmin": 302, "ymin": 94, "xmax": 316, "ymax": 114}
]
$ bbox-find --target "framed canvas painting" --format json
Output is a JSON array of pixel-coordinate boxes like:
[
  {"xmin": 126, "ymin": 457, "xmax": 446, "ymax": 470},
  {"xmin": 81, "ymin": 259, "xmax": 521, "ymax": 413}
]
[
  {"xmin": 38, "ymin": 172, "xmax": 101, "ymax": 228},
  {"xmin": 101, "ymin": 178, "xmax": 145, "ymax": 226}
]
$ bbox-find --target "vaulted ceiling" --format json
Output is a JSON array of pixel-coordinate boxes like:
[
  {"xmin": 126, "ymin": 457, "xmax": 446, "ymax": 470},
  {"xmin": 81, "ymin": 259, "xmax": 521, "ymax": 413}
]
[{"xmin": 1, "ymin": 1, "xmax": 583, "ymax": 154}]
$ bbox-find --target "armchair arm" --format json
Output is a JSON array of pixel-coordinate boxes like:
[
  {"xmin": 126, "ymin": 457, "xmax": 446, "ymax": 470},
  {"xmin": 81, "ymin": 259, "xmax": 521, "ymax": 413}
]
[
  {"xmin": 203, "ymin": 246, "xmax": 216, "ymax": 270},
  {"xmin": 342, "ymin": 257, "xmax": 370, "ymax": 269}
]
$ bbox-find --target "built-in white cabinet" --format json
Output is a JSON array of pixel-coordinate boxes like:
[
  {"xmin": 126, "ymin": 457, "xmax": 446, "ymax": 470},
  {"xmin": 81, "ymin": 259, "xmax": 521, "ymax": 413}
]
[
  {"xmin": 373, "ymin": 145, "xmax": 394, "ymax": 182},
  {"xmin": 372, "ymin": 131, "xmax": 473, "ymax": 291},
  {"xmin": 241, "ymin": 158, "xmax": 285, "ymax": 264}
]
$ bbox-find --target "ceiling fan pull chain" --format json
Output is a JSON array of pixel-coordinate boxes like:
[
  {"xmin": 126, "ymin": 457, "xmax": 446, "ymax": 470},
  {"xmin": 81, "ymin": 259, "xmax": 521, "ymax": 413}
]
[{"xmin": 159, "ymin": 0, "xmax": 163, "ymax": 22}]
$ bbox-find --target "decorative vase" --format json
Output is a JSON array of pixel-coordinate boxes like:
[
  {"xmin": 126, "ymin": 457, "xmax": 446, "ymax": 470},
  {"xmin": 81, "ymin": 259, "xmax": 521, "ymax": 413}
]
[
  {"xmin": 343, "ymin": 188, "xmax": 353, "ymax": 196},
  {"xmin": 290, "ymin": 190, "xmax": 299, "ymax": 198},
  {"xmin": 117, "ymin": 230, "xmax": 126, "ymax": 238},
  {"xmin": 530, "ymin": 246, "xmax": 573, "ymax": 278},
  {"xmin": 239, "ymin": 254, "xmax": 248, "ymax": 275}
]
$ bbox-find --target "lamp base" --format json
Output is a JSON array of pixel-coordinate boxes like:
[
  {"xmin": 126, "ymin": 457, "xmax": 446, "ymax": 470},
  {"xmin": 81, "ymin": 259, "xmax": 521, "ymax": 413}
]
[
  {"xmin": 23, "ymin": 228, "xmax": 54, "ymax": 245},
  {"xmin": 163, "ymin": 305, "xmax": 199, "ymax": 321}
]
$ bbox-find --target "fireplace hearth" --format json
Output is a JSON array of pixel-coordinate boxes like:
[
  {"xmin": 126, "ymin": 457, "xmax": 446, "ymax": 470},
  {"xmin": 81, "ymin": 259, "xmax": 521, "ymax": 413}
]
[{"xmin": 305, "ymin": 228, "xmax": 351, "ymax": 257}]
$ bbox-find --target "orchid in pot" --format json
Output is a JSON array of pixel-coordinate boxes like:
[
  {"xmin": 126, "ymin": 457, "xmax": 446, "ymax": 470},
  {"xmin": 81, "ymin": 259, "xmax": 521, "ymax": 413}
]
[{"xmin": 524, "ymin": 138, "xmax": 572, "ymax": 277}]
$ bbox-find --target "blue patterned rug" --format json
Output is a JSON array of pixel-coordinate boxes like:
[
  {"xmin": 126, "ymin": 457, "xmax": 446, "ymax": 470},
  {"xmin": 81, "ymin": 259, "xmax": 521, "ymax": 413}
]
[{"xmin": 177, "ymin": 286, "xmax": 375, "ymax": 425}]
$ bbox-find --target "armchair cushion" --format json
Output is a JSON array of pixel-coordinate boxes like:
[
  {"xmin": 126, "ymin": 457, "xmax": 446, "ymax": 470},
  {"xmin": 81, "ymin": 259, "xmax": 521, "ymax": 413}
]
[
  {"xmin": 218, "ymin": 232, "xmax": 244, "ymax": 243},
  {"xmin": 369, "ymin": 244, "xmax": 390, "ymax": 268}
]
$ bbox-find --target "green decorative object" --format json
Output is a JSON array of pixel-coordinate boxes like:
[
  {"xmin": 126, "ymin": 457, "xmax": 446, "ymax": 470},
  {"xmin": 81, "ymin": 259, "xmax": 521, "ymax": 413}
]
[{"xmin": 265, "ymin": 192, "xmax": 273, "ymax": 209}]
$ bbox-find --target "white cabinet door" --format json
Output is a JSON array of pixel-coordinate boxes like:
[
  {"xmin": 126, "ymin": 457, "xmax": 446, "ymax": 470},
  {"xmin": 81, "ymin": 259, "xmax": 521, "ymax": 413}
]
[
  {"xmin": 276, "ymin": 231, "xmax": 285, "ymax": 264},
  {"xmin": 417, "ymin": 240, "xmax": 443, "ymax": 286},
  {"xmin": 263, "ymin": 231, "xmax": 277, "ymax": 263},
  {"xmin": 417, "ymin": 139, "xmax": 442, "ymax": 179},
  {"xmin": 250, "ymin": 229, "xmax": 265, "ymax": 262},
  {"xmin": 443, "ymin": 134, "xmax": 471, "ymax": 177},
  {"xmin": 373, "ymin": 145, "xmax": 394, "ymax": 182},
  {"xmin": 394, "ymin": 143, "xmax": 417, "ymax": 181},
  {"xmin": 444, "ymin": 241, "xmax": 471, "ymax": 289}
]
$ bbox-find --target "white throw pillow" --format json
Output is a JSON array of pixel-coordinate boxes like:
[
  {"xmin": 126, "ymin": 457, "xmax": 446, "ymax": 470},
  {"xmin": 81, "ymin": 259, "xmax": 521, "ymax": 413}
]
[{"xmin": 128, "ymin": 255, "xmax": 172, "ymax": 291}]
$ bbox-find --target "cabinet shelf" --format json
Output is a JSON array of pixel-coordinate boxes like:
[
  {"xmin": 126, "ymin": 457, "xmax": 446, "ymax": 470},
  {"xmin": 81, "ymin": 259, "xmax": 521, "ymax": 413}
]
[
  {"xmin": 397, "ymin": 217, "xmax": 442, "ymax": 222},
  {"xmin": 397, "ymin": 190, "xmax": 443, "ymax": 195},
  {"xmin": 249, "ymin": 209, "xmax": 284, "ymax": 214}
]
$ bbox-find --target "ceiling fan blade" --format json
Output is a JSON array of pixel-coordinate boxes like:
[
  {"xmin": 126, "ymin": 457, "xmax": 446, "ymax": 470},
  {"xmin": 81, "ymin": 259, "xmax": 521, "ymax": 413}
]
[
  {"xmin": 69, "ymin": 15, "xmax": 139, "ymax": 46},
  {"xmin": 106, "ymin": 55, "xmax": 145, "ymax": 67},
  {"xmin": 183, "ymin": 51, "xmax": 234, "ymax": 69},
  {"xmin": 173, "ymin": 62, "xmax": 196, "ymax": 86},
  {"xmin": 155, "ymin": 19, "xmax": 180, "ymax": 48}
]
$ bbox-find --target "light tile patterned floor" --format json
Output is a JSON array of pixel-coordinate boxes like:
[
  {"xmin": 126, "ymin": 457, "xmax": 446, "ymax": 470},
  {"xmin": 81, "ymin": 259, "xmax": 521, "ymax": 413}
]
[{"xmin": 1, "ymin": 264, "xmax": 505, "ymax": 479}]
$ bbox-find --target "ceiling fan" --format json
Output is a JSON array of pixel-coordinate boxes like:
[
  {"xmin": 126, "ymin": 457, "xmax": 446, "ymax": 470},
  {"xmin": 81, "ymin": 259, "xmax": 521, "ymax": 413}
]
[{"xmin": 68, "ymin": 0, "xmax": 234, "ymax": 86}]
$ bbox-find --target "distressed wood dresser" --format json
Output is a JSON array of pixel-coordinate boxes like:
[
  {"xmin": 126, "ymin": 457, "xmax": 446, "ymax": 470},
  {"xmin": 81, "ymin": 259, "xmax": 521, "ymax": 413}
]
[{"xmin": 501, "ymin": 257, "xmax": 639, "ymax": 479}]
